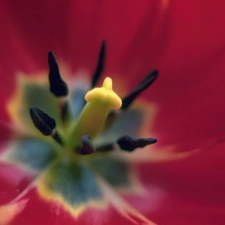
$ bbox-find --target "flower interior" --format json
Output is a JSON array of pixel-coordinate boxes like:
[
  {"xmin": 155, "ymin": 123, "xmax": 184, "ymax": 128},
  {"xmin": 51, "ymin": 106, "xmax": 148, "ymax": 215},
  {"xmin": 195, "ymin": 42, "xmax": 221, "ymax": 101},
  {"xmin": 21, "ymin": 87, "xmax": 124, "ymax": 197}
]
[{"xmin": 5, "ymin": 41, "xmax": 158, "ymax": 216}]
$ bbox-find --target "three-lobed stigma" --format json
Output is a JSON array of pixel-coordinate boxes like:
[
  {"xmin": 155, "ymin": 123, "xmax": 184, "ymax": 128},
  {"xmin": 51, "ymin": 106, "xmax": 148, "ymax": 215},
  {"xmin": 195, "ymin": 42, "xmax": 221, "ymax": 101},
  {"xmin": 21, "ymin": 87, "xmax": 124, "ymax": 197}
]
[{"xmin": 85, "ymin": 77, "xmax": 122, "ymax": 109}]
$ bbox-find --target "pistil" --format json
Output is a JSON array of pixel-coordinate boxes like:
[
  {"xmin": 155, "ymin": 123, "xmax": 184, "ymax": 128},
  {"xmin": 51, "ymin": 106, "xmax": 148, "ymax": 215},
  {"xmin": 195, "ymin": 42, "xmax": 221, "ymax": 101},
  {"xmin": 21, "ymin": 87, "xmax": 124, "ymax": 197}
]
[{"xmin": 67, "ymin": 77, "xmax": 122, "ymax": 148}]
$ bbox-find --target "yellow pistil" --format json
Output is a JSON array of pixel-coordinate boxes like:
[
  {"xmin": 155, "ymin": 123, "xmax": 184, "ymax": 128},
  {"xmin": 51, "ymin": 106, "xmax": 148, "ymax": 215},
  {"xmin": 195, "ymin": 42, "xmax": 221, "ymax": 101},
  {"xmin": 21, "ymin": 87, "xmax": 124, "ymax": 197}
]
[{"xmin": 67, "ymin": 77, "xmax": 121, "ymax": 148}]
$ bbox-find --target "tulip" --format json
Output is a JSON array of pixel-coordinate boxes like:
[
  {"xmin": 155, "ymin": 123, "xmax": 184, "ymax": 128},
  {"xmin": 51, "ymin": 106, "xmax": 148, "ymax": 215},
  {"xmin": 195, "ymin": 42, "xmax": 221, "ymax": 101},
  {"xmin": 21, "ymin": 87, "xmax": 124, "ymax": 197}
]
[{"xmin": 1, "ymin": 0, "xmax": 225, "ymax": 225}]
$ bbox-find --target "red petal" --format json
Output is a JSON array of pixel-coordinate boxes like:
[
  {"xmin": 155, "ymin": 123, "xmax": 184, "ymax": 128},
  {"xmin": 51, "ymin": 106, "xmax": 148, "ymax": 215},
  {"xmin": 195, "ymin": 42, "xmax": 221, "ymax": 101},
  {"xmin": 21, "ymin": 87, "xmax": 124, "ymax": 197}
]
[
  {"xmin": 137, "ymin": 0, "xmax": 225, "ymax": 145},
  {"xmin": 1, "ymin": 183, "xmax": 155, "ymax": 225},
  {"xmin": 128, "ymin": 140, "xmax": 225, "ymax": 225},
  {"xmin": 0, "ymin": 161, "xmax": 33, "ymax": 205},
  {"xmin": 0, "ymin": 0, "xmax": 156, "ymax": 73},
  {"xmin": 0, "ymin": 124, "xmax": 34, "ymax": 205}
]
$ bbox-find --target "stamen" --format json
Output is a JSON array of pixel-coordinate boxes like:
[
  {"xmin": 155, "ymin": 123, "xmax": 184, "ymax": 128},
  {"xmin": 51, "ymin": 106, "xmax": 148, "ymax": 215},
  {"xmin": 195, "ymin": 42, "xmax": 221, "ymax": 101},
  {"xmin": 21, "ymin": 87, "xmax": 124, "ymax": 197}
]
[
  {"xmin": 117, "ymin": 135, "xmax": 157, "ymax": 152},
  {"xmin": 79, "ymin": 135, "xmax": 95, "ymax": 155},
  {"xmin": 96, "ymin": 143, "xmax": 116, "ymax": 152},
  {"xmin": 91, "ymin": 40, "xmax": 106, "ymax": 88},
  {"xmin": 122, "ymin": 70, "xmax": 158, "ymax": 109},
  {"xmin": 30, "ymin": 107, "xmax": 56, "ymax": 135},
  {"xmin": 48, "ymin": 51, "xmax": 69, "ymax": 97},
  {"xmin": 30, "ymin": 107, "xmax": 63, "ymax": 145},
  {"xmin": 60, "ymin": 100, "xmax": 70, "ymax": 123},
  {"xmin": 52, "ymin": 130, "xmax": 64, "ymax": 145}
]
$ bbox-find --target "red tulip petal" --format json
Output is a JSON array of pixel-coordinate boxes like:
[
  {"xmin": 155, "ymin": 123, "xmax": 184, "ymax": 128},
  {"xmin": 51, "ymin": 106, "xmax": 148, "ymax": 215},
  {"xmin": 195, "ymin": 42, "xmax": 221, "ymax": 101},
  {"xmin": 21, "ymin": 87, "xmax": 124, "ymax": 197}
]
[
  {"xmin": 0, "ymin": 161, "xmax": 33, "ymax": 206},
  {"xmin": 0, "ymin": 180, "xmax": 155, "ymax": 225},
  {"xmin": 121, "ymin": 0, "xmax": 225, "ymax": 146},
  {"xmin": 1, "ymin": 1, "xmax": 225, "ymax": 225},
  {"xmin": 0, "ymin": 0, "xmax": 158, "ymax": 73},
  {"xmin": 126, "ymin": 139, "xmax": 225, "ymax": 225},
  {"xmin": 0, "ymin": 199, "xmax": 28, "ymax": 225},
  {"xmin": 0, "ymin": 124, "xmax": 35, "ymax": 205}
]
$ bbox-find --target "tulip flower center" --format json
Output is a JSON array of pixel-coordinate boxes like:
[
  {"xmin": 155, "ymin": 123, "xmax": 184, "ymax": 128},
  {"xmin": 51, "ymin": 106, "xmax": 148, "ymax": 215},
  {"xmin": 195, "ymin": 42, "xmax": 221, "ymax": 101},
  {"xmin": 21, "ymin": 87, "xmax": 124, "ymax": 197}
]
[
  {"xmin": 4, "ymin": 41, "xmax": 159, "ymax": 215},
  {"xmin": 27, "ymin": 42, "xmax": 158, "ymax": 157}
]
